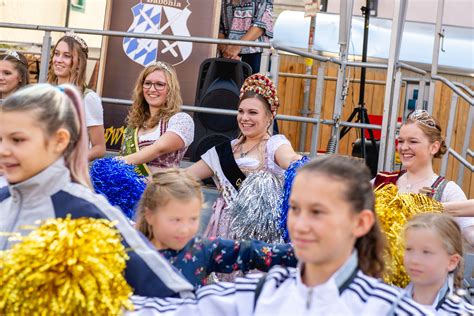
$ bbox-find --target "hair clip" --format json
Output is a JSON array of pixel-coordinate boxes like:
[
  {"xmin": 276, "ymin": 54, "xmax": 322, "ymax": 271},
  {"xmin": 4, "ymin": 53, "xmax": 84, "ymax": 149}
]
[
  {"xmin": 408, "ymin": 109, "xmax": 439, "ymax": 130},
  {"xmin": 149, "ymin": 60, "xmax": 171, "ymax": 73},
  {"xmin": 64, "ymin": 31, "xmax": 89, "ymax": 53},
  {"xmin": 2, "ymin": 49, "xmax": 26, "ymax": 65}
]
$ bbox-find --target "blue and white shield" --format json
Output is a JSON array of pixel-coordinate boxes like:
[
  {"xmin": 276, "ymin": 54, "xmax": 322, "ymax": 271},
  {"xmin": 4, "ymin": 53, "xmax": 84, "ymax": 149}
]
[{"xmin": 123, "ymin": 2, "xmax": 193, "ymax": 66}]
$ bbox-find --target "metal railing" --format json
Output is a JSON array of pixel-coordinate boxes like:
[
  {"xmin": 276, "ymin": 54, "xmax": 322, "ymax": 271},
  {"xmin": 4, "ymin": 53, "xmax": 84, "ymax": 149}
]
[{"xmin": 0, "ymin": 21, "xmax": 472, "ymax": 178}]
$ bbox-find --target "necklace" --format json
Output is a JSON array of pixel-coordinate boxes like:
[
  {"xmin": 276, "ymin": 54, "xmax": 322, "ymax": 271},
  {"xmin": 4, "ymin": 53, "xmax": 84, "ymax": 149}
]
[
  {"xmin": 240, "ymin": 141, "xmax": 261, "ymax": 158},
  {"xmin": 404, "ymin": 173, "xmax": 434, "ymax": 190}
]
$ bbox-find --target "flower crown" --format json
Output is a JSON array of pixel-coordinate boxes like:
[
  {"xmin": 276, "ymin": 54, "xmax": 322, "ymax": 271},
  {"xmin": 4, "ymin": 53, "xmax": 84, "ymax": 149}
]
[
  {"xmin": 64, "ymin": 31, "xmax": 89, "ymax": 55},
  {"xmin": 149, "ymin": 60, "xmax": 171, "ymax": 73},
  {"xmin": 2, "ymin": 50, "xmax": 27, "ymax": 65},
  {"xmin": 240, "ymin": 73, "xmax": 280, "ymax": 114}
]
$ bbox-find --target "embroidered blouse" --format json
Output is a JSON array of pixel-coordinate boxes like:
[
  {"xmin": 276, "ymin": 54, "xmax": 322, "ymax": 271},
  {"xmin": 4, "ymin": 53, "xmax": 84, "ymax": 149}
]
[
  {"xmin": 220, "ymin": 0, "xmax": 274, "ymax": 54},
  {"xmin": 159, "ymin": 236, "xmax": 296, "ymax": 287},
  {"xmin": 138, "ymin": 112, "xmax": 194, "ymax": 169}
]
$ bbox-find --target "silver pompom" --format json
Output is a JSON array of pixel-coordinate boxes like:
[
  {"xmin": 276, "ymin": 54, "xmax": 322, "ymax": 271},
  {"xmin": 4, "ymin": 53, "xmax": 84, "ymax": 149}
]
[{"xmin": 229, "ymin": 171, "xmax": 284, "ymax": 243}]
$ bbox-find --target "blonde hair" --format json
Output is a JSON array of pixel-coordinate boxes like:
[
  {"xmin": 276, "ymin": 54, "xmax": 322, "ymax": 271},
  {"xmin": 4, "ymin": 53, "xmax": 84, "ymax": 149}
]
[
  {"xmin": 47, "ymin": 36, "xmax": 88, "ymax": 93},
  {"xmin": 135, "ymin": 168, "xmax": 203, "ymax": 240},
  {"xmin": 126, "ymin": 62, "xmax": 182, "ymax": 129},
  {"xmin": 404, "ymin": 111, "xmax": 447, "ymax": 158},
  {"xmin": 1, "ymin": 84, "xmax": 91, "ymax": 188},
  {"xmin": 404, "ymin": 213, "xmax": 464, "ymax": 288}
]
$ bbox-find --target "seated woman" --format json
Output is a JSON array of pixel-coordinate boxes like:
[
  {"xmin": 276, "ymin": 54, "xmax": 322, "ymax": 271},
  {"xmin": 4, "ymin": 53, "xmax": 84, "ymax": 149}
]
[
  {"xmin": 374, "ymin": 109, "xmax": 474, "ymax": 244},
  {"xmin": 186, "ymin": 73, "xmax": 300, "ymax": 241},
  {"xmin": 47, "ymin": 32, "xmax": 106, "ymax": 161},
  {"xmin": 120, "ymin": 61, "xmax": 194, "ymax": 176}
]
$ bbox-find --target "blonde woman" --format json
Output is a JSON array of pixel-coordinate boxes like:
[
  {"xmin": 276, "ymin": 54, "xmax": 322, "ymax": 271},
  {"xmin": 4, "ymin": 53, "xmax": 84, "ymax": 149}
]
[{"xmin": 120, "ymin": 61, "xmax": 194, "ymax": 176}]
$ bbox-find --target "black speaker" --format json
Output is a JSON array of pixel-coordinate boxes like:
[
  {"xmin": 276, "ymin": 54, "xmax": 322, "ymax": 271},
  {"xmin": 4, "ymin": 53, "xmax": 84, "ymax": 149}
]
[
  {"xmin": 352, "ymin": 138, "xmax": 380, "ymax": 178},
  {"xmin": 189, "ymin": 58, "xmax": 252, "ymax": 162}
]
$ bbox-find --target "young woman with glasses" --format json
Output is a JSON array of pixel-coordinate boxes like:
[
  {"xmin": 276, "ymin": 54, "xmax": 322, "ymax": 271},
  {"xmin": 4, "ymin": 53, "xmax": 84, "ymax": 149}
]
[{"xmin": 119, "ymin": 61, "xmax": 194, "ymax": 176}]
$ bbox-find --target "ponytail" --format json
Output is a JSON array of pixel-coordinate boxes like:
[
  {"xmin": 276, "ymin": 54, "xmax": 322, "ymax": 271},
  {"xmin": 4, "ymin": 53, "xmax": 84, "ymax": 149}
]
[{"xmin": 61, "ymin": 85, "xmax": 92, "ymax": 188}]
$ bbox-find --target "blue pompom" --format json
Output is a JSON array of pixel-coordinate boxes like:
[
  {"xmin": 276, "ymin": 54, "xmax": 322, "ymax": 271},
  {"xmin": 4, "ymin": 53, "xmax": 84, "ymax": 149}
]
[
  {"xmin": 279, "ymin": 156, "xmax": 310, "ymax": 242},
  {"xmin": 90, "ymin": 158, "xmax": 146, "ymax": 220}
]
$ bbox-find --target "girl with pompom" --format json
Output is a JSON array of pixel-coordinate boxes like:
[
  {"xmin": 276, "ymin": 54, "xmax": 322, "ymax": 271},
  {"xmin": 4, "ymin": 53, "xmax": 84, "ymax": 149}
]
[
  {"xmin": 403, "ymin": 213, "xmax": 474, "ymax": 314},
  {"xmin": 374, "ymin": 110, "xmax": 474, "ymax": 245},
  {"xmin": 128, "ymin": 155, "xmax": 430, "ymax": 315},
  {"xmin": 119, "ymin": 62, "xmax": 194, "ymax": 176},
  {"xmin": 47, "ymin": 32, "xmax": 106, "ymax": 161},
  {"xmin": 0, "ymin": 84, "xmax": 195, "ymax": 298},
  {"xmin": 187, "ymin": 73, "xmax": 301, "ymax": 243},
  {"xmin": 134, "ymin": 168, "xmax": 296, "ymax": 288}
]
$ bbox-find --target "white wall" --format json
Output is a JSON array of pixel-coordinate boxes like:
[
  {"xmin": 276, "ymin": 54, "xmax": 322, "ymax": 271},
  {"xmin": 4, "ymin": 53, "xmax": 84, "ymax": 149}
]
[
  {"xmin": 0, "ymin": 0, "xmax": 107, "ymax": 48},
  {"xmin": 326, "ymin": 0, "xmax": 474, "ymax": 28}
]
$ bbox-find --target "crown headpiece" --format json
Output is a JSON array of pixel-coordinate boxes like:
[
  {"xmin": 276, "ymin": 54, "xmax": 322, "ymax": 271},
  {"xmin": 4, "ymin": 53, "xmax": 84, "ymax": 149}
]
[
  {"xmin": 2, "ymin": 50, "xmax": 26, "ymax": 65},
  {"xmin": 407, "ymin": 109, "xmax": 440, "ymax": 131},
  {"xmin": 240, "ymin": 73, "xmax": 280, "ymax": 114},
  {"xmin": 149, "ymin": 60, "xmax": 172, "ymax": 73},
  {"xmin": 64, "ymin": 31, "xmax": 89, "ymax": 55}
]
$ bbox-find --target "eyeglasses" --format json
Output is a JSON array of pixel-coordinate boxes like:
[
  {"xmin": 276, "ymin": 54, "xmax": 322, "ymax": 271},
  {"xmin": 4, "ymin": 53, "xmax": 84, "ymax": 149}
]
[
  {"xmin": 408, "ymin": 109, "xmax": 440, "ymax": 130},
  {"xmin": 143, "ymin": 81, "xmax": 167, "ymax": 91}
]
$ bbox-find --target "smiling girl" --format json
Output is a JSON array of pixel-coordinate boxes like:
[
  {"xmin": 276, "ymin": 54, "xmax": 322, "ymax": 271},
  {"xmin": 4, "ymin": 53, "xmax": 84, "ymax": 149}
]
[
  {"xmin": 0, "ymin": 84, "xmax": 195, "ymax": 298},
  {"xmin": 374, "ymin": 110, "xmax": 474, "ymax": 244},
  {"xmin": 119, "ymin": 61, "xmax": 194, "ymax": 176},
  {"xmin": 187, "ymin": 73, "xmax": 300, "ymax": 240},
  {"xmin": 47, "ymin": 32, "xmax": 105, "ymax": 161},
  {"xmin": 0, "ymin": 50, "xmax": 29, "ymax": 100}
]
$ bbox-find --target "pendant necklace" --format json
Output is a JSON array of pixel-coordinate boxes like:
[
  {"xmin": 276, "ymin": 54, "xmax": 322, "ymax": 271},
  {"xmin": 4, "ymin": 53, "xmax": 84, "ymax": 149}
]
[{"xmin": 405, "ymin": 173, "xmax": 434, "ymax": 190}]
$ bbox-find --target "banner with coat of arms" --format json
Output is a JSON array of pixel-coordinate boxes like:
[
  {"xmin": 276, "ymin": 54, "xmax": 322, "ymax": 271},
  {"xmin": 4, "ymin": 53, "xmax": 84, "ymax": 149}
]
[{"xmin": 99, "ymin": 0, "xmax": 221, "ymax": 151}]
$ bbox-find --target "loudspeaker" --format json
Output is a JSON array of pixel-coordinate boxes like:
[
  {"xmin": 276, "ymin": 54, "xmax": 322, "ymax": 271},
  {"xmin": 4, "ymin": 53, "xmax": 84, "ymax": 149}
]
[
  {"xmin": 352, "ymin": 138, "xmax": 380, "ymax": 178},
  {"xmin": 189, "ymin": 58, "xmax": 252, "ymax": 162}
]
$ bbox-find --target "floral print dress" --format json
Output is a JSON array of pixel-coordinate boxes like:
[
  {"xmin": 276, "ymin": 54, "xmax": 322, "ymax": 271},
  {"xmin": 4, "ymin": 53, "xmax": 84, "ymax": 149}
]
[{"xmin": 159, "ymin": 236, "xmax": 296, "ymax": 288}]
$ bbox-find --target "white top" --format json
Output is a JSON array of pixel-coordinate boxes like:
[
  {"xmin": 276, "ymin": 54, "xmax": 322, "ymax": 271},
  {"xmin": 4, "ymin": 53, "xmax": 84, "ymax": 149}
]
[
  {"xmin": 127, "ymin": 252, "xmax": 432, "ymax": 316},
  {"xmin": 398, "ymin": 174, "xmax": 472, "ymax": 229},
  {"xmin": 138, "ymin": 112, "xmax": 194, "ymax": 147},
  {"xmin": 201, "ymin": 134, "xmax": 290, "ymax": 206},
  {"xmin": 0, "ymin": 176, "xmax": 6, "ymax": 187},
  {"xmin": 230, "ymin": 134, "xmax": 290, "ymax": 176},
  {"xmin": 84, "ymin": 91, "xmax": 104, "ymax": 127}
]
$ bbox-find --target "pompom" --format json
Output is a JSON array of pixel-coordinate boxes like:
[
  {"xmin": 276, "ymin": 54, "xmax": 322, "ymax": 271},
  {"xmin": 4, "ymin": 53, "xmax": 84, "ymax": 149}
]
[
  {"xmin": 229, "ymin": 171, "xmax": 284, "ymax": 243},
  {"xmin": 374, "ymin": 184, "xmax": 443, "ymax": 287},
  {"xmin": 0, "ymin": 216, "xmax": 133, "ymax": 315},
  {"xmin": 279, "ymin": 156, "xmax": 310, "ymax": 242},
  {"xmin": 90, "ymin": 158, "xmax": 146, "ymax": 219}
]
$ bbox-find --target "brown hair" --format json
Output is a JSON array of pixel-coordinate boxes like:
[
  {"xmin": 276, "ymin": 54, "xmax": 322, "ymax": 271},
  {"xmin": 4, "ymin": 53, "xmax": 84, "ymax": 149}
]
[
  {"xmin": 298, "ymin": 155, "xmax": 386, "ymax": 278},
  {"xmin": 126, "ymin": 62, "xmax": 182, "ymax": 129},
  {"xmin": 0, "ymin": 51, "xmax": 30, "ymax": 95},
  {"xmin": 404, "ymin": 213, "xmax": 464, "ymax": 288},
  {"xmin": 1, "ymin": 84, "xmax": 91, "ymax": 188},
  {"xmin": 405, "ymin": 111, "xmax": 447, "ymax": 158},
  {"xmin": 235, "ymin": 91, "xmax": 273, "ymax": 146},
  {"xmin": 47, "ymin": 36, "xmax": 88, "ymax": 93},
  {"xmin": 135, "ymin": 168, "xmax": 203, "ymax": 240}
]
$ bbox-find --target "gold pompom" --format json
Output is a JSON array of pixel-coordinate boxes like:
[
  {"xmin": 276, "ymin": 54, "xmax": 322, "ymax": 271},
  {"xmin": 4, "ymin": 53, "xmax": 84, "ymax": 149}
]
[
  {"xmin": 375, "ymin": 184, "xmax": 443, "ymax": 287},
  {"xmin": 0, "ymin": 216, "xmax": 134, "ymax": 315}
]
